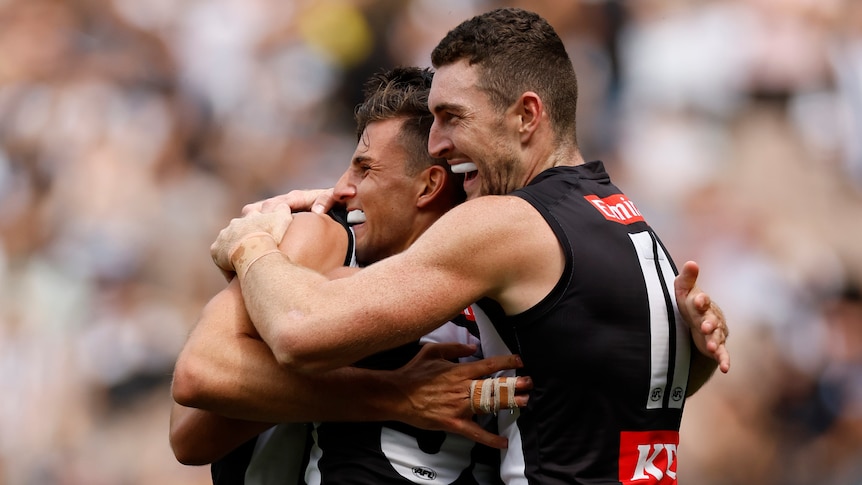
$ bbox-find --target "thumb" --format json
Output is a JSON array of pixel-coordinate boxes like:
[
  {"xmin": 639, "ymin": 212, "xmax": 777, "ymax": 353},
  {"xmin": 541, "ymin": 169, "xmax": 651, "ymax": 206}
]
[{"xmin": 675, "ymin": 260, "xmax": 700, "ymax": 298}]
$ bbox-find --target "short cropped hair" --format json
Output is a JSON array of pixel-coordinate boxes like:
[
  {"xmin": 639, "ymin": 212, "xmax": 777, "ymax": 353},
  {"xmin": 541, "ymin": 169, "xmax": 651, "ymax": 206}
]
[
  {"xmin": 431, "ymin": 8, "xmax": 579, "ymax": 146},
  {"xmin": 354, "ymin": 66, "xmax": 442, "ymax": 176}
]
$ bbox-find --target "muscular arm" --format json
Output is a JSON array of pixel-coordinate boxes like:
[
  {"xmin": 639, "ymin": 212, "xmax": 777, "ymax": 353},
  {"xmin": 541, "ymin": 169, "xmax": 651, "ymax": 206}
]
[
  {"xmin": 170, "ymin": 280, "xmax": 522, "ymax": 460},
  {"xmin": 217, "ymin": 196, "xmax": 558, "ymax": 371},
  {"xmin": 171, "ymin": 278, "xmax": 424, "ymax": 422},
  {"xmin": 217, "ymin": 195, "xmax": 731, "ymax": 378},
  {"xmin": 245, "ymin": 190, "xmax": 731, "ymax": 372},
  {"xmin": 171, "ymin": 213, "xmax": 524, "ymax": 462}
]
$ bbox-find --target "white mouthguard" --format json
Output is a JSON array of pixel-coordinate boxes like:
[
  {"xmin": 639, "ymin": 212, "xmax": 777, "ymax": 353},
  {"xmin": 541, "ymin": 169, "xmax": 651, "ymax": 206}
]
[
  {"xmin": 346, "ymin": 210, "xmax": 367, "ymax": 224},
  {"xmin": 450, "ymin": 162, "xmax": 478, "ymax": 174}
]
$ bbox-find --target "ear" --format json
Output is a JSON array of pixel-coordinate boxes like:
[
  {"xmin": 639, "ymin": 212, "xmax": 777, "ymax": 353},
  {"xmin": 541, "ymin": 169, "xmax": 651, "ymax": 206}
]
[
  {"xmin": 516, "ymin": 91, "xmax": 543, "ymax": 143},
  {"xmin": 416, "ymin": 165, "xmax": 450, "ymax": 209}
]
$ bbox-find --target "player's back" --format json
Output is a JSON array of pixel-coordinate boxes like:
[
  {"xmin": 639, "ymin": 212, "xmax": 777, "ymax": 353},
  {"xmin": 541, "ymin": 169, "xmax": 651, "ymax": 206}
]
[{"xmin": 479, "ymin": 161, "xmax": 691, "ymax": 484}]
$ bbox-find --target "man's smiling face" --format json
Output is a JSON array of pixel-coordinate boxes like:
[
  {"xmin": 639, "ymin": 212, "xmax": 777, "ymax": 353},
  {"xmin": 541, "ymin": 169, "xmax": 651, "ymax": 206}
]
[{"xmin": 333, "ymin": 117, "xmax": 425, "ymax": 266}]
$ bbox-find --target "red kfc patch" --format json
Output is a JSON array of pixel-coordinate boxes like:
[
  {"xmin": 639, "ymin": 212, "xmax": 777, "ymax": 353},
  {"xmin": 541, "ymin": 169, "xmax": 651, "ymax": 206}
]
[{"xmin": 618, "ymin": 430, "xmax": 679, "ymax": 484}]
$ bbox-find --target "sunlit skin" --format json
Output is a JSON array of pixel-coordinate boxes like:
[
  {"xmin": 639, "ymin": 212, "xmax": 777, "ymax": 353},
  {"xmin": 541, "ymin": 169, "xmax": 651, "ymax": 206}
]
[
  {"xmin": 428, "ymin": 61, "xmax": 546, "ymax": 200},
  {"xmin": 427, "ymin": 62, "xmax": 524, "ymax": 199},
  {"xmin": 333, "ymin": 118, "xmax": 431, "ymax": 266}
]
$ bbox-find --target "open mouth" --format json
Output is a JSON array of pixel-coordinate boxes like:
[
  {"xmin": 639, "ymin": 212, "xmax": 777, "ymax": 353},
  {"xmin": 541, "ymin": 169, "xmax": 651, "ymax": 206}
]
[
  {"xmin": 451, "ymin": 162, "xmax": 478, "ymax": 182},
  {"xmin": 346, "ymin": 210, "xmax": 366, "ymax": 225}
]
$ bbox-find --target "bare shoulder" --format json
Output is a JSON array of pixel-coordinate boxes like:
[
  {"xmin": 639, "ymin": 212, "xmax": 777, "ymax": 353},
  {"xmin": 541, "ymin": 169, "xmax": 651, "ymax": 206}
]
[
  {"xmin": 279, "ymin": 211, "xmax": 349, "ymax": 272},
  {"xmin": 402, "ymin": 194, "xmax": 561, "ymax": 313},
  {"xmin": 429, "ymin": 194, "xmax": 551, "ymax": 246},
  {"xmin": 288, "ymin": 211, "xmax": 345, "ymax": 235},
  {"xmin": 438, "ymin": 195, "xmax": 539, "ymax": 229}
]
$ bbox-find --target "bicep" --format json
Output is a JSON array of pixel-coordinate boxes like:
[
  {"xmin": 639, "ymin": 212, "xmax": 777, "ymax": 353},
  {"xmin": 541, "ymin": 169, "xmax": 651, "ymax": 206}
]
[
  {"xmin": 327, "ymin": 198, "xmax": 530, "ymax": 337},
  {"xmin": 279, "ymin": 212, "xmax": 349, "ymax": 274}
]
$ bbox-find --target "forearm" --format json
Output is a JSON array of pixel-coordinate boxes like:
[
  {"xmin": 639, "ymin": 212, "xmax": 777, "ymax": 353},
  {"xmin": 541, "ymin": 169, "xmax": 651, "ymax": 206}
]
[
  {"xmin": 175, "ymin": 352, "xmax": 405, "ymax": 423},
  {"xmin": 169, "ymin": 402, "xmax": 273, "ymax": 465},
  {"xmin": 172, "ymin": 304, "xmax": 405, "ymax": 422},
  {"xmin": 238, "ymin": 250, "xmax": 337, "ymax": 370},
  {"xmin": 239, "ymin": 247, "xmax": 458, "ymax": 372}
]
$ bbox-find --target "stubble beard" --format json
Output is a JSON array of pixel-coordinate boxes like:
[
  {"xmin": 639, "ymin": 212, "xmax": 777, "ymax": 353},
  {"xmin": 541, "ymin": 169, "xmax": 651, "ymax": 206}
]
[{"xmin": 481, "ymin": 151, "xmax": 523, "ymax": 196}]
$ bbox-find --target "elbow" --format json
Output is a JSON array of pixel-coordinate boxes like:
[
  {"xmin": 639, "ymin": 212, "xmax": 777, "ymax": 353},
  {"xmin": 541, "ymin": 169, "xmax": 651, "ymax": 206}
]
[
  {"xmin": 170, "ymin": 435, "xmax": 212, "ymax": 466},
  {"xmin": 268, "ymin": 329, "xmax": 343, "ymax": 374},
  {"xmin": 169, "ymin": 404, "xmax": 215, "ymax": 466},
  {"xmin": 171, "ymin": 352, "xmax": 213, "ymax": 409}
]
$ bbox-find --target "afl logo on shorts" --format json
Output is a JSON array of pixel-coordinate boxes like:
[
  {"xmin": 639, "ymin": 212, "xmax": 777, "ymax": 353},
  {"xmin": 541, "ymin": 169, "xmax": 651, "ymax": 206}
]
[{"xmin": 412, "ymin": 466, "xmax": 437, "ymax": 480}]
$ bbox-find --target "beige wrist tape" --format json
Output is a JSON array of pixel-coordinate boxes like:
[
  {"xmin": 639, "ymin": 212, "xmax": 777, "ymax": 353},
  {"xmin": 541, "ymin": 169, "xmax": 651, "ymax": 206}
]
[
  {"xmin": 231, "ymin": 233, "xmax": 279, "ymax": 278},
  {"xmin": 238, "ymin": 249, "xmax": 281, "ymax": 279}
]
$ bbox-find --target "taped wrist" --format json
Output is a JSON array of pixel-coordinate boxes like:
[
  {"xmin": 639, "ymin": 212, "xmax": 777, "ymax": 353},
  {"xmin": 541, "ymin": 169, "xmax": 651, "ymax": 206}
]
[{"xmin": 230, "ymin": 232, "xmax": 280, "ymax": 279}]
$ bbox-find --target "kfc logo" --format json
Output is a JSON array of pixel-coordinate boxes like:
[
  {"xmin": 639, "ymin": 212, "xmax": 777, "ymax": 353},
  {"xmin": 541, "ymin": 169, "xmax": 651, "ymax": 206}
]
[{"xmin": 619, "ymin": 431, "xmax": 679, "ymax": 484}]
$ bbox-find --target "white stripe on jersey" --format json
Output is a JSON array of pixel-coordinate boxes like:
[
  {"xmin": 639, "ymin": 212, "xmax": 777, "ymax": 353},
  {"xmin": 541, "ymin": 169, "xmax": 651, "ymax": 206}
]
[{"xmin": 628, "ymin": 231, "xmax": 690, "ymax": 410}]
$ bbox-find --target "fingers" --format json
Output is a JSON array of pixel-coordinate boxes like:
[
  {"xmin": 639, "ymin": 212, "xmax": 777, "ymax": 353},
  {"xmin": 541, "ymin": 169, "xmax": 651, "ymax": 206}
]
[
  {"xmin": 716, "ymin": 345, "xmax": 731, "ymax": 373},
  {"xmin": 672, "ymin": 261, "xmax": 732, "ymax": 376},
  {"xmin": 514, "ymin": 376, "xmax": 533, "ymax": 393},
  {"xmin": 699, "ymin": 291, "xmax": 712, "ymax": 310},
  {"xmin": 241, "ymin": 201, "xmax": 262, "ymax": 216},
  {"xmin": 470, "ymin": 377, "xmax": 520, "ymax": 414},
  {"xmin": 311, "ymin": 188, "xmax": 335, "ymax": 214},
  {"xmin": 241, "ymin": 189, "xmax": 335, "ymax": 216},
  {"xmin": 416, "ymin": 342, "xmax": 478, "ymax": 362},
  {"xmin": 451, "ymin": 420, "xmax": 508, "ymax": 450},
  {"xmin": 465, "ymin": 354, "xmax": 523, "ymax": 378},
  {"xmin": 210, "ymin": 211, "xmax": 293, "ymax": 273},
  {"xmin": 702, "ymin": 300, "xmax": 730, "ymax": 373}
]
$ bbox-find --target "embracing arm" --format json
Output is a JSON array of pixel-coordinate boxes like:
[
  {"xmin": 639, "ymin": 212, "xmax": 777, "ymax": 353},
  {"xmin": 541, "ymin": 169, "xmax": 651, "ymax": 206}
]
[
  {"xmin": 172, "ymin": 210, "xmax": 527, "ymax": 461},
  {"xmin": 170, "ymin": 280, "xmax": 526, "ymax": 456},
  {"xmin": 170, "ymin": 211, "xmax": 360, "ymax": 463},
  {"xmin": 213, "ymin": 196, "xmax": 557, "ymax": 372}
]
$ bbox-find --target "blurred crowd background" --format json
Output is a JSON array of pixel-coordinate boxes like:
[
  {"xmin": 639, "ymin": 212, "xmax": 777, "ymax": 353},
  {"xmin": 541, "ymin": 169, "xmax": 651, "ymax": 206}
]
[{"xmin": 0, "ymin": 0, "xmax": 860, "ymax": 483}]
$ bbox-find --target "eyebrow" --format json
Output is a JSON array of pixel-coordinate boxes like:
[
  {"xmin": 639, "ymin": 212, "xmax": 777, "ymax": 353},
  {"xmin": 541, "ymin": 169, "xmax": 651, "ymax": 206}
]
[
  {"xmin": 430, "ymin": 102, "xmax": 463, "ymax": 116},
  {"xmin": 351, "ymin": 155, "xmax": 371, "ymax": 166}
]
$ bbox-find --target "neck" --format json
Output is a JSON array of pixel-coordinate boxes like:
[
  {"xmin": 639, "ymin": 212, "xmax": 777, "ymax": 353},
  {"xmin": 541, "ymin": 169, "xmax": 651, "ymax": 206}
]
[{"xmin": 523, "ymin": 142, "xmax": 584, "ymax": 185}]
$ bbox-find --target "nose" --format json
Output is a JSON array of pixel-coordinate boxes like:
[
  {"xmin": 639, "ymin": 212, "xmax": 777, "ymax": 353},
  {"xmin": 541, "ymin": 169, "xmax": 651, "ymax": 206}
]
[
  {"xmin": 428, "ymin": 120, "xmax": 451, "ymax": 159},
  {"xmin": 333, "ymin": 170, "xmax": 356, "ymax": 203}
]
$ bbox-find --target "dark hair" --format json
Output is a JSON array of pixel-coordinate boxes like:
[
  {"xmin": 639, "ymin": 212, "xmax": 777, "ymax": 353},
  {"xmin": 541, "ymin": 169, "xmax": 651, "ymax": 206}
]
[
  {"xmin": 354, "ymin": 66, "xmax": 441, "ymax": 175},
  {"xmin": 431, "ymin": 8, "xmax": 579, "ymax": 145}
]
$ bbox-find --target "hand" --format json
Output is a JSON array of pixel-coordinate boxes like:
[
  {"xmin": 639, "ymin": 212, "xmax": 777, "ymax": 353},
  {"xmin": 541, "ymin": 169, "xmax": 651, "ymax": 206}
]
[
  {"xmin": 675, "ymin": 261, "xmax": 730, "ymax": 374},
  {"xmin": 243, "ymin": 188, "xmax": 335, "ymax": 216},
  {"xmin": 389, "ymin": 342, "xmax": 532, "ymax": 449},
  {"xmin": 210, "ymin": 208, "xmax": 293, "ymax": 277}
]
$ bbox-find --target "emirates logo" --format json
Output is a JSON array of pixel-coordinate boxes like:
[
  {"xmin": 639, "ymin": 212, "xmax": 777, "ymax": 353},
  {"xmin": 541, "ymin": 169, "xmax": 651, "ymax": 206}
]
[{"xmin": 584, "ymin": 194, "xmax": 645, "ymax": 225}]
